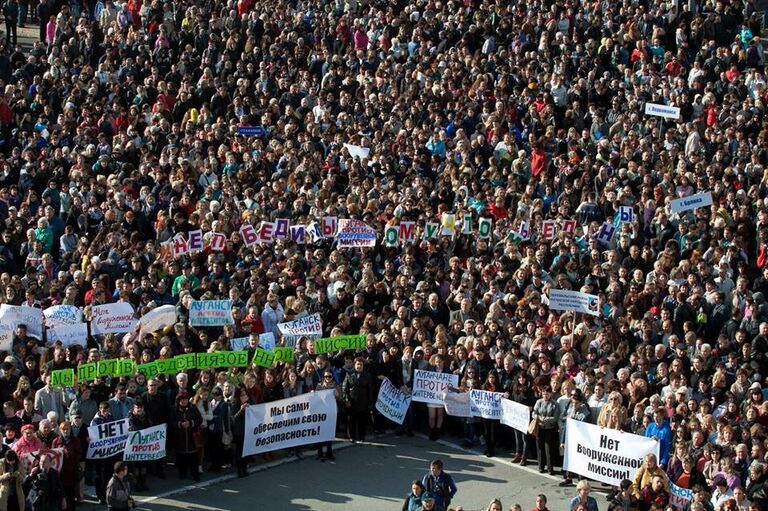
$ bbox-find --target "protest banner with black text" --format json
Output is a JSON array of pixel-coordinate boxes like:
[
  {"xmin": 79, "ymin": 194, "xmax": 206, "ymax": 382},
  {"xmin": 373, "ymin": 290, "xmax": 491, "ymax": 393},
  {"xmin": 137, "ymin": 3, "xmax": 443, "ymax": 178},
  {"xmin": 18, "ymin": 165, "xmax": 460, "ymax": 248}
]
[
  {"xmin": 563, "ymin": 418, "xmax": 659, "ymax": 486},
  {"xmin": 412, "ymin": 370, "xmax": 459, "ymax": 406},
  {"xmin": 375, "ymin": 378, "xmax": 411, "ymax": 425},
  {"xmin": 123, "ymin": 424, "xmax": 167, "ymax": 462},
  {"xmin": 243, "ymin": 389, "xmax": 337, "ymax": 456},
  {"xmin": 87, "ymin": 418, "xmax": 130, "ymax": 459}
]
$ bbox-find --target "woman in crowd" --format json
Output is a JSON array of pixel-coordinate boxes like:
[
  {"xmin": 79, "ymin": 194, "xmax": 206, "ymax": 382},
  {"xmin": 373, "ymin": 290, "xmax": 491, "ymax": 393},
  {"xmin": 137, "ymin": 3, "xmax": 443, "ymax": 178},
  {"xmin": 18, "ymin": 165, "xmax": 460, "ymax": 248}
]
[
  {"xmin": 0, "ymin": 450, "xmax": 24, "ymax": 511},
  {"xmin": 532, "ymin": 385, "xmax": 559, "ymax": 475},
  {"xmin": 191, "ymin": 386, "xmax": 212, "ymax": 474},
  {"xmin": 173, "ymin": 393, "xmax": 202, "ymax": 482}
]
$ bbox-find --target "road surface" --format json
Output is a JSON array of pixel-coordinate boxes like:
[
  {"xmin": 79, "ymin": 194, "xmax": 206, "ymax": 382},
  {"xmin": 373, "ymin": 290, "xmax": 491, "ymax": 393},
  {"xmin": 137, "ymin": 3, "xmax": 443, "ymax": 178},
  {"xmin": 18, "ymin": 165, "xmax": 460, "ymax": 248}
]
[{"xmin": 136, "ymin": 434, "xmax": 588, "ymax": 511}]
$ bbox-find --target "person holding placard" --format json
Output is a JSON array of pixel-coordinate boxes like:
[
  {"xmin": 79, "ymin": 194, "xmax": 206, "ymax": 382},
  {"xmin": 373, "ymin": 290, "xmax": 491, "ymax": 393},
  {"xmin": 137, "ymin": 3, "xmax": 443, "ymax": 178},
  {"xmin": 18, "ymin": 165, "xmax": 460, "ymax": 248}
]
[
  {"xmin": 172, "ymin": 392, "xmax": 202, "ymax": 482},
  {"xmin": 532, "ymin": 385, "xmax": 560, "ymax": 475}
]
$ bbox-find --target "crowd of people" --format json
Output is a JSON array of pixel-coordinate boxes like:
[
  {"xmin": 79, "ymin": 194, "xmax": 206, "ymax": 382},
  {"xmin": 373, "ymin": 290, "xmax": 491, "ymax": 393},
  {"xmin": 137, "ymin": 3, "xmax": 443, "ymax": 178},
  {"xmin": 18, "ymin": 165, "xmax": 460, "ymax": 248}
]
[{"xmin": 0, "ymin": 0, "xmax": 763, "ymax": 509}]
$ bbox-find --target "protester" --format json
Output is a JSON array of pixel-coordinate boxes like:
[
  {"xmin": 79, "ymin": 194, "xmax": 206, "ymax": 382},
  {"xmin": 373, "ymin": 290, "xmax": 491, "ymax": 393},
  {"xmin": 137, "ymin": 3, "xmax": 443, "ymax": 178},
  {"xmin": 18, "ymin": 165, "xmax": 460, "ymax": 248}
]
[
  {"xmin": 172, "ymin": 392, "xmax": 202, "ymax": 482},
  {"xmin": 22, "ymin": 454, "xmax": 64, "ymax": 511},
  {"xmin": 569, "ymin": 480, "xmax": 599, "ymax": 511},
  {"xmin": 532, "ymin": 386, "xmax": 559, "ymax": 475},
  {"xmin": 422, "ymin": 459, "xmax": 457, "ymax": 511},
  {"xmin": 0, "ymin": 450, "xmax": 24, "ymax": 511},
  {"xmin": 402, "ymin": 480, "xmax": 426, "ymax": 511},
  {"xmin": 105, "ymin": 461, "xmax": 134, "ymax": 511}
]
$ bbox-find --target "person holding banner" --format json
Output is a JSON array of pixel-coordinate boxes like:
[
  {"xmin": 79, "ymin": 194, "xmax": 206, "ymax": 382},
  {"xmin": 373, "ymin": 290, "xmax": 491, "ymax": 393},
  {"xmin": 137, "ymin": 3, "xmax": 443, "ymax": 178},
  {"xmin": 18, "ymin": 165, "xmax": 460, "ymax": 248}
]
[
  {"xmin": 172, "ymin": 392, "xmax": 202, "ymax": 482},
  {"xmin": 229, "ymin": 386, "xmax": 255, "ymax": 478},
  {"xmin": 532, "ymin": 386, "xmax": 560, "ymax": 475},
  {"xmin": 51, "ymin": 420, "xmax": 82, "ymax": 510},
  {"xmin": 23, "ymin": 454, "xmax": 66, "ymax": 511},
  {"xmin": 315, "ymin": 369, "xmax": 340, "ymax": 462},
  {"xmin": 481, "ymin": 370, "xmax": 501, "ymax": 457},
  {"xmin": 126, "ymin": 402, "xmax": 152, "ymax": 491},
  {"xmin": 341, "ymin": 357, "xmax": 374, "ymax": 444},
  {"xmin": 426, "ymin": 355, "xmax": 451, "ymax": 441},
  {"xmin": 510, "ymin": 374, "xmax": 534, "ymax": 465}
]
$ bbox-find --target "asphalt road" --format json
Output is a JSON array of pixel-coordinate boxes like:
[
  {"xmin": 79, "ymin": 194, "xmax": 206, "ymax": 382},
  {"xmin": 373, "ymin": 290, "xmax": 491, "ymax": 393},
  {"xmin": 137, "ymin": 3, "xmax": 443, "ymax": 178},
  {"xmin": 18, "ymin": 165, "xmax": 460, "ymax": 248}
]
[{"xmin": 136, "ymin": 434, "xmax": 586, "ymax": 511}]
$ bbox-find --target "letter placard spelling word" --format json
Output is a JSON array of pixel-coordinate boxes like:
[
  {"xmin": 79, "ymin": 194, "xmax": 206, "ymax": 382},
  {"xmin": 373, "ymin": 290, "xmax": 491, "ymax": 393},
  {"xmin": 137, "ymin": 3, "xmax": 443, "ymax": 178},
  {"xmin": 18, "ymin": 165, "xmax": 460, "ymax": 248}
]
[
  {"xmin": 469, "ymin": 390, "xmax": 504, "ymax": 419},
  {"xmin": 277, "ymin": 313, "xmax": 322, "ymax": 346},
  {"xmin": 90, "ymin": 303, "xmax": 137, "ymax": 335},
  {"xmin": 412, "ymin": 370, "xmax": 459, "ymax": 406},
  {"xmin": 189, "ymin": 300, "xmax": 234, "ymax": 326},
  {"xmin": 563, "ymin": 418, "xmax": 659, "ymax": 486},
  {"xmin": 77, "ymin": 363, "xmax": 97, "ymax": 382},
  {"xmin": 669, "ymin": 191, "xmax": 713, "ymax": 214},
  {"xmin": 50, "ymin": 369, "xmax": 74, "ymax": 388},
  {"xmin": 251, "ymin": 348, "xmax": 276, "ymax": 368},
  {"xmin": 87, "ymin": 418, "xmax": 130, "ymax": 459},
  {"xmin": 124, "ymin": 424, "xmax": 167, "ymax": 462},
  {"xmin": 243, "ymin": 389, "xmax": 338, "ymax": 456},
  {"xmin": 549, "ymin": 289, "xmax": 600, "ymax": 316},
  {"xmin": 500, "ymin": 399, "xmax": 531, "ymax": 433},
  {"xmin": 375, "ymin": 378, "xmax": 411, "ymax": 425},
  {"xmin": 314, "ymin": 334, "xmax": 367, "ymax": 354}
]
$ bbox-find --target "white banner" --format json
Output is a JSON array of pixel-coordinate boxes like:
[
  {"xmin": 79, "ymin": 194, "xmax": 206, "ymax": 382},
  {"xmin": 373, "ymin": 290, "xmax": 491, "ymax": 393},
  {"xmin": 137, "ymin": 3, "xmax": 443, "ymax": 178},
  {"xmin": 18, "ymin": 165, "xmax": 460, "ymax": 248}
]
[
  {"xmin": 563, "ymin": 418, "xmax": 659, "ymax": 486},
  {"xmin": 123, "ymin": 424, "xmax": 166, "ymax": 462},
  {"xmin": 90, "ymin": 303, "xmax": 137, "ymax": 335},
  {"xmin": 375, "ymin": 378, "xmax": 411, "ymax": 425},
  {"xmin": 469, "ymin": 390, "xmax": 504, "ymax": 419},
  {"xmin": 43, "ymin": 305, "xmax": 82, "ymax": 329},
  {"xmin": 138, "ymin": 305, "xmax": 177, "ymax": 338},
  {"xmin": 669, "ymin": 191, "xmax": 713, "ymax": 214},
  {"xmin": 442, "ymin": 391, "xmax": 472, "ymax": 417},
  {"xmin": 243, "ymin": 389, "xmax": 338, "ymax": 456},
  {"xmin": 0, "ymin": 324, "xmax": 13, "ymax": 352},
  {"xmin": 412, "ymin": 370, "xmax": 459, "ymax": 405},
  {"xmin": 336, "ymin": 219, "xmax": 377, "ymax": 248},
  {"xmin": 549, "ymin": 289, "xmax": 600, "ymax": 316},
  {"xmin": 343, "ymin": 143, "xmax": 370, "ymax": 160},
  {"xmin": 501, "ymin": 399, "xmax": 531, "ymax": 433},
  {"xmin": 278, "ymin": 313, "xmax": 322, "ymax": 346},
  {"xmin": 87, "ymin": 418, "xmax": 130, "ymax": 459},
  {"xmin": 189, "ymin": 300, "xmax": 234, "ymax": 326},
  {"xmin": 47, "ymin": 323, "xmax": 88, "ymax": 347},
  {"xmin": 0, "ymin": 304, "xmax": 43, "ymax": 338}
]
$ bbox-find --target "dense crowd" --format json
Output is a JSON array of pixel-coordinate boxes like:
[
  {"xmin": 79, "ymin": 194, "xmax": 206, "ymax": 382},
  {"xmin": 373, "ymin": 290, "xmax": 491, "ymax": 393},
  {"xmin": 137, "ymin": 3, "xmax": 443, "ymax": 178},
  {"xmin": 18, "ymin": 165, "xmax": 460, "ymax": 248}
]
[{"xmin": 0, "ymin": 0, "xmax": 764, "ymax": 509}]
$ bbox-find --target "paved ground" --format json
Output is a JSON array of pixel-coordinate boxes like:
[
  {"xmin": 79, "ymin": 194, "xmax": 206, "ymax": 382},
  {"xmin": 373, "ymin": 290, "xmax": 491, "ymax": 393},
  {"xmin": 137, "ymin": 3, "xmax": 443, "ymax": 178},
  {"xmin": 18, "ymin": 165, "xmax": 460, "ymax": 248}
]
[{"xmin": 131, "ymin": 434, "xmax": 589, "ymax": 511}]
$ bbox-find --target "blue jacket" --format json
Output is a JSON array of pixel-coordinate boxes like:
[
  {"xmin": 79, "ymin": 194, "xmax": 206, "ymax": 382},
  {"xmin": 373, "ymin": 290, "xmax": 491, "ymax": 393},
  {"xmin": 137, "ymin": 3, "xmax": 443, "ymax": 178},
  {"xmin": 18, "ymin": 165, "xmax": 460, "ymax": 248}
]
[
  {"xmin": 422, "ymin": 471, "xmax": 457, "ymax": 510},
  {"xmin": 569, "ymin": 495, "xmax": 599, "ymax": 511},
  {"xmin": 644, "ymin": 420, "xmax": 672, "ymax": 467}
]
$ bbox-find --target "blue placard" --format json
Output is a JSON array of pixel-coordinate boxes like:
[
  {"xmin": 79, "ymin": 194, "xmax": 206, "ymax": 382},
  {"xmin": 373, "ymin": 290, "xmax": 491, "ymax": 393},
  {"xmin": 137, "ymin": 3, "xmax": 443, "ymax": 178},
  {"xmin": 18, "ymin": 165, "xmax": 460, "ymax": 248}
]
[{"xmin": 237, "ymin": 125, "xmax": 266, "ymax": 137}]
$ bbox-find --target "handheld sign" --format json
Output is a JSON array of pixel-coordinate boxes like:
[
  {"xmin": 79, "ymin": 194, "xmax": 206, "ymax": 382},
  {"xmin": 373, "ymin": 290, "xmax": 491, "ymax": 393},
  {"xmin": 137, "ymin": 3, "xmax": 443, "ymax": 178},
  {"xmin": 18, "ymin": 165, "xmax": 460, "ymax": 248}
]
[
  {"xmin": 644, "ymin": 102, "xmax": 680, "ymax": 120},
  {"xmin": 237, "ymin": 126, "xmax": 266, "ymax": 137}
]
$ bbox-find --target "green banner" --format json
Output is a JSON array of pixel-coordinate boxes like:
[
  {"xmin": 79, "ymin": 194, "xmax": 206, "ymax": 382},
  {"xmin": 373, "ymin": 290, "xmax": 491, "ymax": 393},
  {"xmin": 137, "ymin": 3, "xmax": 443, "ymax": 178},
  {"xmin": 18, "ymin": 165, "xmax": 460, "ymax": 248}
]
[
  {"xmin": 113, "ymin": 359, "xmax": 135, "ymax": 378},
  {"xmin": 272, "ymin": 347, "xmax": 294, "ymax": 364},
  {"xmin": 77, "ymin": 363, "xmax": 97, "ymax": 382},
  {"xmin": 174, "ymin": 353, "xmax": 198, "ymax": 371},
  {"xmin": 96, "ymin": 359, "xmax": 118, "ymax": 378},
  {"xmin": 251, "ymin": 348, "xmax": 275, "ymax": 368},
  {"xmin": 136, "ymin": 362, "xmax": 159, "ymax": 379},
  {"xmin": 51, "ymin": 369, "xmax": 74, "ymax": 387},
  {"xmin": 196, "ymin": 351, "xmax": 249, "ymax": 369},
  {"xmin": 156, "ymin": 358, "xmax": 179, "ymax": 375},
  {"xmin": 314, "ymin": 334, "xmax": 367, "ymax": 354}
]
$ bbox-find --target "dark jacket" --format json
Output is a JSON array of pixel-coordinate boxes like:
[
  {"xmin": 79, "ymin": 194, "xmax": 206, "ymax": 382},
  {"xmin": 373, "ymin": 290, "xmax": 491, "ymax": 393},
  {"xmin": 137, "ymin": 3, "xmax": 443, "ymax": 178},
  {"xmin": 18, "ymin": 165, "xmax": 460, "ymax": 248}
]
[
  {"xmin": 173, "ymin": 403, "xmax": 202, "ymax": 454},
  {"xmin": 105, "ymin": 474, "xmax": 131, "ymax": 510},
  {"xmin": 23, "ymin": 466, "xmax": 64, "ymax": 511},
  {"xmin": 141, "ymin": 391, "xmax": 170, "ymax": 425},
  {"xmin": 342, "ymin": 370, "xmax": 374, "ymax": 411},
  {"xmin": 50, "ymin": 434, "xmax": 82, "ymax": 488}
]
